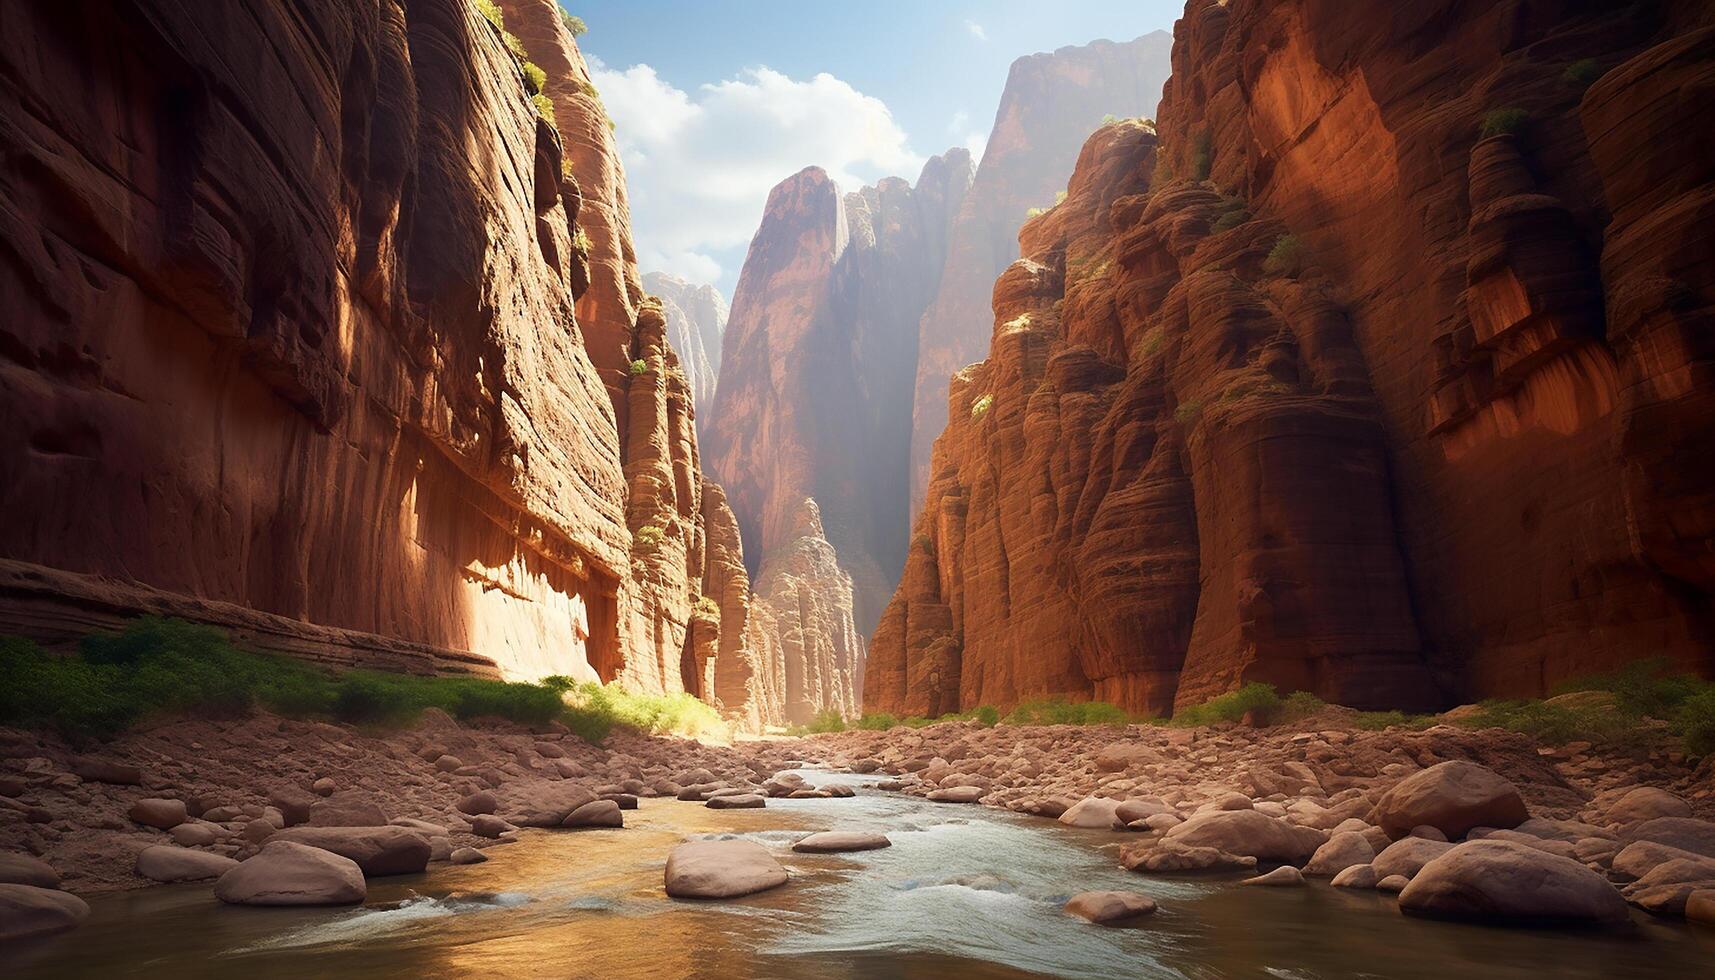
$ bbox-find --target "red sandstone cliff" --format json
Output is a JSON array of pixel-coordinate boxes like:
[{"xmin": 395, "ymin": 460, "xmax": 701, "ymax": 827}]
[
  {"xmin": 703, "ymin": 154, "xmax": 973, "ymax": 636},
  {"xmin": 0, "ymin": 0, "xmax": 768, "ymax": 715},
  {"xmin": 867, "ymin": 0, "xmax": 1715, "ymax": 717},
  {"xmin": 909, "ymin": 33, "xmax": 1175, "ymax": 515}
]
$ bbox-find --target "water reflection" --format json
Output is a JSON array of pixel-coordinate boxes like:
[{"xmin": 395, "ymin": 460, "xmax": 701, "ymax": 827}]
[{"xmin": 10, "ymin": 770, "xmax": 1713, "ymax": 979}]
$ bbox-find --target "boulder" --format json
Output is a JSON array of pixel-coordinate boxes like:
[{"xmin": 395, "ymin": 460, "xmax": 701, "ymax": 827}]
[
  {"xmin": 705, "ymin": 794, "xmax": 766, "ymax": 810},
  {"xmin": 1371, "ymin": 837, "xmax": 1456, "ymax": 880},
  {"xmin": 0, "ymin": 883, "xmax": 89, "ymax": 941},
  {"xmin": 128, "ymin": 798, "xmax": 188, "ymax": 830},
  {"xmin": 457, "ymin": 791, "xmax": 500, "ymax": 816},
  {"xmin": 1242, "ymin": 866, "xmax": 1304, "ymax": 887},
  {"xmin": 1121, "ymin": 839, "xmax": 1257, "ymax": 873},
  {"xmin": 135, "ymin": 845, "xmax": 240, "ymax": 883},
  {"xmin": 1376, "ymin": 874, "xmax": 1410, "ymax": 893},
  {"xmin": 1331, "ymin": 864, "xmax": 1379, "ymax": 889},
  {"xmin": 664, "ymin": 840, "xmax": 787, "ymax": 898},
  {"xmin": 268, "ymin": 788, "xmax": 317, "ymax": 827},
  {"xmin": 1064, "ymin": 890, "xmax": 1157, "ymax": 923},
  {"xmin": 1059, "ymin": 797, "xmax": 1124, "ymax": 829},
  {"xmin": 1627, "ymin": 817, "xmax": 1715, "ymax": 859},
  {"xmin": 1605, "ymin": 787, "xmax": 1692, "ymax": 826},
  {"xmin": 792, "ymin": 832, "xmax": 891, "ymax": 853},
  {"xmin": 1612, "ymin": 840, "xmax": 1715, "ymax": 882},
  {"xmin": 1304, "ymin": 832, "xmax": 1376, "ymax": 877},
  {"xmin": 215, "ymin": 841, "xmax": 366, "ymax": 906},
  {"xmin": 307, "ymin": 792, "xmax": 388, "ymax": 828},
  {"xmin": 170, "ymin": 821, "xmax": 224, "ymax": 846},
  {"xmin": 1400, "ymin": 840, "xmax": 1629, "ymax": 926},
  {"xmin": 470, "ymin": 814, "xmax": 515, "ymax": 838},
  {"xmin": 1372, "ymin": 761, "xmax": 1527, "ymax": 839},
  {"xmin": 503, "ymin": 782, "xmax": 597, "ymax": 827},
  {"xmin": 268, "ymin": 826, "xmax": 431, "ymax": 876},
  {"xmin": 0, "ymin": 853, "xmax": 59, "ymax": 889},
  {"xmin": 563, "ymin": 800, "xmax": 624, "ymax": 827},
  {"xmin": 927, "ymin": 786, "xmax": 985, "ymax": 804},
  {"xmin": 1164, "ymin": 810, "xmax": 1328, "ymax": 864},
  {"xmin": 1115, "ymin": 800, "xmax": 1173, "ymax": 824},
  {"xmin": 1687, "ymin": 889, "xmax": 1715, "ymax": 925},
  {"xmin": 450, "ymin": 847, "xmax": 488, "ymax": 865},
  {"xmin": 71, "ymin": 758, "xmax": 142, "ymax": 786}
]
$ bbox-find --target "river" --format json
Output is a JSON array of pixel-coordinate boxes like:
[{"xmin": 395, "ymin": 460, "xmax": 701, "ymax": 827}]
[{"xmin": 11, "ymin": 770, "xmax": 1712, "ymax": 978}]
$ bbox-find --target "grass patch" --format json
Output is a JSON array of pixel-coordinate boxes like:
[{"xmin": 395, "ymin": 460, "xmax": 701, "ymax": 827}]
[
  {"xmin": 4, "ymin": 618, "xmax": 581, "ymax": 742},
  {"xmin": 552, "ymin": 678, "xmax": 726, "ymax": 742},
  {"xmin": 856, "ymin": 712, "xmax": 898, "ymax": 730},
  {"xmin": 1003, "ymin": 698, "xmax": 1129, "ymax": 726},
  {"xmin": 1173, "ymin": 682, "xmax": 1281, "ymax": 726},
  {"xmin": 1352, "ymin": 710, "xmax": 1436, "ymax": 731},
  {"xmin": 1479, "ymin": 107, "xmax": 1530, "ymax": 139}
]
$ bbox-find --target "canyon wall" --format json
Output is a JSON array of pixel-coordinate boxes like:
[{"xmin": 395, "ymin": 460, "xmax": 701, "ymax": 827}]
[
  {"xmin": 868, "ymin": 0, "xmax": 1715, "ymax": 717},
  {"xmin": 909, "ymin": 33, "xmax": 1175, "ymax": 514},
  {"xmin": 643, "ymin": 271, "xmax": 726, "ymax": 426},
  {"xmin": 0, "ymin": 0, "xmax": 851, "ymax": 727},
  {"xmin": 703, "ymin": 155, "xmax": 973, "ymax": 635}
]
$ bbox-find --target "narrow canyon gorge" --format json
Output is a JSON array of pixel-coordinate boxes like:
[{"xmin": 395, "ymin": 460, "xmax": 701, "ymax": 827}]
[{"xmin": 2, "ymin": 0, "xmax": 1714, "ymax": 973}]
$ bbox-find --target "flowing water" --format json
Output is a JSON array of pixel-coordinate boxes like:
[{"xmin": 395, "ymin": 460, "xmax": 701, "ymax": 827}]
[{"xmin": 11, "ymin": 771, "xmax": 1712, "ymax": 979}]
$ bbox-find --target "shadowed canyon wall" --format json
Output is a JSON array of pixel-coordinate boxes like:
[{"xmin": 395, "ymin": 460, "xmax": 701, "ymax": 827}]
[
  {"xmin": 702, "ymin": 156, "xmax": 973, "ymax": 638},
  {"xmin": 910, "ymin": 32, "xmax": 1176, "ymax": 515},
  {"xmin": 0, "ymin": 0, "xmax": 851, "ymax": 728},
  {"xmin": 867, "ymin": 0, "xmax": 1715, "ymax": 718}
]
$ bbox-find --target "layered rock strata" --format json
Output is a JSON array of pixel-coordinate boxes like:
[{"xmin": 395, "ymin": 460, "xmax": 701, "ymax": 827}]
[
  {"xmin": 868, "ymin": 0, "xmax": 1715, "ymax": 717},
  {"xmin": 910, "ymin": 33, "xmax": 1175, "ymax": 513},
  {"xmin": 643, "ymin": 272, "xmax": 727, "ymax": 422}
]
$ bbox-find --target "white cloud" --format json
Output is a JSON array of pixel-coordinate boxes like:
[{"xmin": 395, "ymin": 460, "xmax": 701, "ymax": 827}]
[
  {"xmin": 964, "ymin": 19, "xmax": 987, "ymax": 41},
  {"xmin": 589, "ymin": 58, "xmax": 922, "ymax": 288}
]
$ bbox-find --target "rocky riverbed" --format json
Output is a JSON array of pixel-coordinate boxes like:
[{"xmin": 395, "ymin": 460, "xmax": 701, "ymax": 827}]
[{"xmin": 4, "ymin": 707, "xmax": 1715, "ymax": 948}]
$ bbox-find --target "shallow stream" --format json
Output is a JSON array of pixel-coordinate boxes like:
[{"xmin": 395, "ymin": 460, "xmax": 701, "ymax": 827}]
[{"xmin": 12, "ymin": 771, "xmax": 1712, "ymax": 978}]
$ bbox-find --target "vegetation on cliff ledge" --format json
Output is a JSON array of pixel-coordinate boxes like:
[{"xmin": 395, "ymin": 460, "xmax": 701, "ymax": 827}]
[{"xmin": 0, "ymin": 617, "xmax": 723, "ymax": 745}]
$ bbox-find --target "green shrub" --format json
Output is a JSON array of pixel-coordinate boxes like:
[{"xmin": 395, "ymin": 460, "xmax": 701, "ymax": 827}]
[
  {"xmin": 1453, "ymin": 699, "xmax": 1631, "ymax": 744},
  {"xmin": 805, "ymin": 708, "xmax": 847, "ymax": 734},
  {"xmin": 1025, "ymin": 206, "xmax": 1047, "ymax": 219},
  {"xmin": 1281, "ymin": 690, "xmax": 1326, "ymax": 721},
  {"xmin": 1173, "ymin": 681, "xmax": 1283, "ymax": 726},
  {"xmin": 1212, "ymin": 208, "xmax": 1250, "ymax": 232},
  {"xmin": 1264, "ymin": 234, "xmax": 1307, "ymax": 277},
  {"xmin": 970, "ymin": 393, "xmax": 993, "ymax": 419},
  {"xmin": 521, "ymin": 61, "xmax": 547, "ymax": 94},
  {"xmin": 1191, "ymin": 130, "xmax": 1213, "ymax": 180},
  {"xmin": 856, "ymin": 712, "xmax": 899, "ymax": 730},
  {"xmin": 1563, "ymin": 59, "xmax": 1601, "ymax": 87},
  {"xmin": 634, "ymin": 523, "xmax": 664, "ymax": 548},
  {"xmin": 560, "ymin": 10, "xmax": 587, "ymax": 37},
  {"xmin": 1003, "ymin": 698, "xmax": 1129, "ymax": 726},
  {"xmin": 971, "ymin": 704, "xmax": 1000, "ymax": 726},
  {"xmin": 628, "ymin": 358, "xmax": 648, "ymax": 376},
  {"xmin": 693, "ymin": 595, "xmax": 720, "ymax": 617},
  {"xmin": 572, "ymin": 227, "xmax": 591, "ymax": 253},
  {"xmin": 1479, "ymin": 108, "xmax": 1529, "ymax": 139},
  {"xmin": 1677, "ymin": 689, "xmax": 1715, "ymax": 757},
  {"xmin": 532, "ymin": 92, "xmax": 556, "ymax": 125},
  {"xmin": 1353, "ymin": 709, "xmax": 1435, "ymax": 731},
  {"xmin": 474, "ymin": 0, "xmax": 505, "ymax": 32},
  {"xmin": 1555, "ymin": 657, "xmax": 1703, "ymax": 719},
  {"xmin": 1173, "ymin": 399, "xmax": 1202, "ymax": 424}
]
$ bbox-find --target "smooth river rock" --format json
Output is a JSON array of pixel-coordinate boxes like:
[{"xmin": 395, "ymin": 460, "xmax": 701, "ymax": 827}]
[
  {"xmin": 664, "ymin": 840, "xmax": 788, "ymax": 899},
  {"xmin": 792, "ymin": 832, "xmax": 891, "ymax": 853},
  {"xmin": 214, "ymin": 841, "xmax": 366, "ymax": 906},
  {"xmin": 267, "ymin": 826, "xmax": 431, "ymax": 876},
  {"xmin": 135, "ymin": 845, "xmax": 240, "ymax": 883},
  {"xmin": 0, "ymin": 883, "xmax": 90, "ymax": 941},
  {"xmin": 1065, "ymin": 890, "xmax": 1158, "ymax": 924},
  {"xmin": 1372, "ymin": 761, "xmax": 1528, "ymax": 839},
  {"xmin": 1399, "ymin": 840, "xmax": 1630, "ymax": 926}
]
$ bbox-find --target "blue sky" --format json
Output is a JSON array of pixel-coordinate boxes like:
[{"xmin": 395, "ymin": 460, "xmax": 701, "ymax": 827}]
[{"xmin": 568, "ymin": 1, "xmax": 1184, "ymax": 296}]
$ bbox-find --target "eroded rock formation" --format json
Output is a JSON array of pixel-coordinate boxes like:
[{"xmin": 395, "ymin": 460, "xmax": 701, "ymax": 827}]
[
  {"xmin": 910, "ymin": 33, "xmax": 1175, "ymax": 514},
  {"xmin": 868, "ymin": 0, "xmax": 1715, "ymax": 717},
  {"xmin": 703, "ymin": 155, "xmax": 973, "ymax": 634},
  {"xmin": 643, "ymin": 272, "xmax": 726, "ymax": 423},
  {"xmin": 0, "ymin": 0, "xmax": 838, "ymax": 722}
]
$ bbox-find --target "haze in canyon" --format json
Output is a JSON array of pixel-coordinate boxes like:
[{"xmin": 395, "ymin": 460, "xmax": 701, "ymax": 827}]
[{"xmin": 1, "ymin": 1, "xmax": 1713, "ymax": 976}]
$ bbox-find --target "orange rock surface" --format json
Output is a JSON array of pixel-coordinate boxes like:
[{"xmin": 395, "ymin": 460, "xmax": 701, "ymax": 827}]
[{"xmin": 868, "ymin": 0, "xmax": 1715, "ymax": 716}]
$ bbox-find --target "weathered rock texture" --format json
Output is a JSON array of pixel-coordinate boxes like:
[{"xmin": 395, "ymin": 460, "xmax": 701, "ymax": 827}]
[
  {"xmin": 910, "ymin": 33, "xmax": 1175, "ymax": 514},
  {"xmin": 868, "ymin": 0, "xmax": 1715, "ymax": 717},
  {"xmin": 704, "ymin": 156, "xmax": 973, "ymax": 635},
  {"xmin": 0, "ymin": 0, "xmax": 729, "ymax": 698},
  {"xmin": 643, "ymin": 272, "xmax": 727, "ymax": 424}
]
